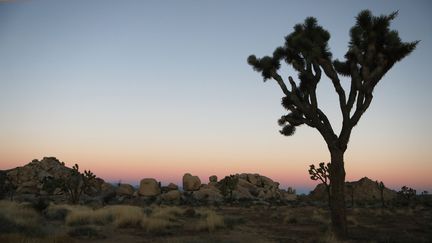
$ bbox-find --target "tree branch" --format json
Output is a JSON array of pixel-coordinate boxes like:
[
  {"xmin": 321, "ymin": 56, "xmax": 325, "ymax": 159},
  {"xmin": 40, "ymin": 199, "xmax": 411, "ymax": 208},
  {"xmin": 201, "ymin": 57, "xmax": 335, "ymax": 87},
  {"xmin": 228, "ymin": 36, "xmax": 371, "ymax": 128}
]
[{"xmin": 318, "ymin": 58, "xmax": 349, "ymax": 121}]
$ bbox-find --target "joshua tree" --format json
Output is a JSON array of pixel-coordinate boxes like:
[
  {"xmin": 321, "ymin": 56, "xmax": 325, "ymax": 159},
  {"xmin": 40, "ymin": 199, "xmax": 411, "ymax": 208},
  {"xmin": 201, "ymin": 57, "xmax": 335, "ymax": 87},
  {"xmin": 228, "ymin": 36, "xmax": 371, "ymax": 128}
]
[
  {"xmin": 247, "ymin": 10, "xmax": 417, "ymax": 236},
  {"xmin": 309, "ymin": 162, "xmax": 331, "ymax": 206},
  {"xmin": 376, "ymin": 181, "xmax": 386, "ymax": 207},
  {"xmin": 217, "ymin": 175, "xmax": 239, "ymax": 202},
  {"xmin": 398, "ymin": 185, "xmax": 416, "ymax": 202},
  {"xmin": 42, "ymin": 163, "xmax": 97, "ymax": 204}
]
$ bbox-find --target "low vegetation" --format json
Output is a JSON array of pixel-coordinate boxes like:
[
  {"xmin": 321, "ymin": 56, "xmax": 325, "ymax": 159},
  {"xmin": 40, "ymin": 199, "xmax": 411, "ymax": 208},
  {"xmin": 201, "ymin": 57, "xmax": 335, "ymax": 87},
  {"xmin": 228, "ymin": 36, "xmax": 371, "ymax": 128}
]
[{"xmin": 0, "ymin": 200, "xmax": 431, "ymax": 242}]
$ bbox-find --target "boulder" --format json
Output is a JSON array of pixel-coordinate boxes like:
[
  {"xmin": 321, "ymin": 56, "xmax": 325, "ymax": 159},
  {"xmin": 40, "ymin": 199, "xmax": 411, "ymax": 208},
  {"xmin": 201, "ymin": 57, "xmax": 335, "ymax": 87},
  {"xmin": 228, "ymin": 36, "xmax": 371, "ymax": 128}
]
[
  {"xmin": 182, "ymin": 173, "xmax": 201, "ymax": 191},
  {"xmin": 139, "ymin": 178, "xmax": 161, "ymax": 196},
  {"xmin": 167, "ymin": 183, "xmax": 179, "ymax": 191},
  {"xmin": 116, "ymin": 183, "xmax": 135, "ymax": 196},
  {"xmin": 192, "ymin": 188, "xmax": 223, "ymax": 203},
  {"xmin": 161, "ymin": 190, "xmax": 181, "ymax": 201}
]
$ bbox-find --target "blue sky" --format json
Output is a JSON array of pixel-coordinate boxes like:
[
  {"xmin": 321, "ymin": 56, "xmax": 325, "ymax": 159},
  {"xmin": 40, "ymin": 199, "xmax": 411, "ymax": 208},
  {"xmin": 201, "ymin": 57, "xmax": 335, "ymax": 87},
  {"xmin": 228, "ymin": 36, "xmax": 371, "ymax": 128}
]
[{"xmin": 0, "ymin": 0, "xmax": 431, "ymax": 193}]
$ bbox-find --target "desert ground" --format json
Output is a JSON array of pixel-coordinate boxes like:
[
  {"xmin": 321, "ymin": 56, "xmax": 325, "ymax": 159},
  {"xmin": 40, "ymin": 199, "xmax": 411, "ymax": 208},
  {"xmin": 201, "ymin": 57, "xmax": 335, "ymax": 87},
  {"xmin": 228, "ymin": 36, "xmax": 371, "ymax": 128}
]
[{"xmin": 1, "ymin": 200, "xmax": 431, "ymax": 243}]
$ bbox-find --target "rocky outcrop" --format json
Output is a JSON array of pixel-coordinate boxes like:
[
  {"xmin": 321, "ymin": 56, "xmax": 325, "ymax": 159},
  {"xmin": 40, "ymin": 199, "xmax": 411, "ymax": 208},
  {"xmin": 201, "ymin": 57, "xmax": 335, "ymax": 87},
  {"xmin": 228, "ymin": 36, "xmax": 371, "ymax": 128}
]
[
  {"xmin": 309, "ymin": 177, "xmax": 397, "ymax": 202},
  {"xmin": 182, "ymin": 173, "xmax": 201, "ymax": 191},
  {"xmin": 4, "ymin": 157, "xmax": 104, "ymax": 197},
  {"xmin": 188, "ymin": 173, "xmax": 296, "ymax": 203},
  {"xmin": 2, "ymin": 158, "xmax": 299, "ymax": 205},
  {"xmin": 139, "ymin": 178, "xmax": 161, "ymax": 196}
]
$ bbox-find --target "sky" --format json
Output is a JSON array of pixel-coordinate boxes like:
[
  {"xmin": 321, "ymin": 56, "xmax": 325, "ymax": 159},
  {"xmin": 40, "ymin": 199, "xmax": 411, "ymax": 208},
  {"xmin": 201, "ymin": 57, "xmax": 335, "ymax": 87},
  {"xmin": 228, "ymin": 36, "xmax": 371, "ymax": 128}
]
[{"xmin": 0, "ymin": 0, "xmax": 431, "ymax": 194}]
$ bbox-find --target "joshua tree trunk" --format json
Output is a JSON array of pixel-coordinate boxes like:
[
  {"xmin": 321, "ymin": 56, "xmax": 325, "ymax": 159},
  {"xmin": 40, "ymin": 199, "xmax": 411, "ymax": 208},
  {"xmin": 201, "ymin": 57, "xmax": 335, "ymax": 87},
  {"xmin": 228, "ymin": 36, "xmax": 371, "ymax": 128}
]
[{"xmin": 329, "ymin": 148, "xmax": 347, "ymax": 237}]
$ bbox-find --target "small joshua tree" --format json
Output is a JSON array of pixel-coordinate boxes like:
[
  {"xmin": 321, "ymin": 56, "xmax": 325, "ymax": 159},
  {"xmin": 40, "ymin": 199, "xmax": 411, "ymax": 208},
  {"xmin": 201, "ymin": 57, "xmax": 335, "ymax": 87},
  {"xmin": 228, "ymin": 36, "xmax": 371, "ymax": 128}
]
[
  {"xmin": 398, "ymin": 186, "xmax": 416, "ymax": 205},
  {"xmin": 309, "ymin": 162, "xmax": 331, "ymax": 206},
  {"xmin": 217, "ymin": 175, "xmax": 239, "ymax": 202},
  {"xmin": 376, "ymin": 181, "xmax": 386, "ymax": 207},
  {"xmin": 42, "ymin": 163, "xmax": 97, "ymax": 204}
]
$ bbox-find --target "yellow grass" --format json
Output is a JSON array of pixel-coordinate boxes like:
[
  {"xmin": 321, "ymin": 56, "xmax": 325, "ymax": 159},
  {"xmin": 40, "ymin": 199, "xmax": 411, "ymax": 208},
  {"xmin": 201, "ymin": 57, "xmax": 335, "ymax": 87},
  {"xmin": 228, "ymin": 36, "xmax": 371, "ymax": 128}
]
[
  {"xmin": 0, "ymin": 200, "xmax": 40, "ymax": 228},
  {"xmin": 194, "ymin": 208, "xmax": 225, "ymax": 232},
  {"xmin": 319, "ymin": 230, "xmax": 344, "ymax": 243},
  {"xmin": 65, "ymin": 204, "xmax": 144, "ymax": 227},
  {"xmin": 141, "ymin": 216, "xmax": 172, "ymax": 233},
  {"xmin": 140, "ymin": 206, "xmax": 184, "ymax": 232}
]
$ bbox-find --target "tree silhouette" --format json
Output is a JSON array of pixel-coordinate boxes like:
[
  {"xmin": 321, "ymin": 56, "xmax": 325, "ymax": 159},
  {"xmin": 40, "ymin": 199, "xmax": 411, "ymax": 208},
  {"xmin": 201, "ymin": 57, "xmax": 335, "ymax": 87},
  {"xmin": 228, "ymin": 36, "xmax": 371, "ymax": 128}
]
[
  {"xmin": 42, "ymin": 163, "xmax": 97, "ymax": 204},
  {"xmin": 376, "ymin": 181, "xmax": 386, "ymax": 207},
  {"xmin": 217, "ymin": 175, "xmax": 239, "ymax": 202},
  {"xmin": 308, "ymin": 162, "xmax": 331, "ymax": 206},
  {"xmin": 247, "ymin": 10, "xmax": 418, "ymax": 237}
]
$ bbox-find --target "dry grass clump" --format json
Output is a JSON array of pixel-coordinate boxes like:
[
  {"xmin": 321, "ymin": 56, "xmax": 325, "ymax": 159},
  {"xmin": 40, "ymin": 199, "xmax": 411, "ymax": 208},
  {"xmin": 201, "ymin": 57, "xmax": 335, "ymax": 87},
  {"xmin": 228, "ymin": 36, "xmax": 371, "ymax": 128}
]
[
  {"xmin": 109, "ymin": 205, "xmax": 144, "ymax": 228},
  {"xmin": 319, "ymin": 230, "xmax": 344, "ymax": 243},
  {"xmin": 140, "ymin": 206, "xmax": 184, "ymax": 233},
  {"xmin": 194, "ymin": 208, "xmax": 225, "ymax": 232},
  {"xmin": 45, "ymin": 203, "xmax": 88, "ymax": 220},
  {"xmin": 65, "ymin": 205, "xmax": 144, "ymax": 228},
  {"xmin": 0, "ymin": 200, "xmax": 41, "ymax": 230}
]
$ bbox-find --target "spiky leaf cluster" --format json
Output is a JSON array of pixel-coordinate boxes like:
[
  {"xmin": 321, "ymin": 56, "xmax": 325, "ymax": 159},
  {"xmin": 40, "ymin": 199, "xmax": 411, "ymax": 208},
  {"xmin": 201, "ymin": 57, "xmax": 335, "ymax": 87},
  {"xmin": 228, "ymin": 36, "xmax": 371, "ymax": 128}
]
[
  {"xmin": 334, "ymin": 10, "xmax": 418, "ymax": 86},
  {"xmin": 308, "ymin": 162, "xmax": 330, "ymax": 185},
  {"xmin": 398, "ymin": 186, "xmax": 416, "ymax": 199}
]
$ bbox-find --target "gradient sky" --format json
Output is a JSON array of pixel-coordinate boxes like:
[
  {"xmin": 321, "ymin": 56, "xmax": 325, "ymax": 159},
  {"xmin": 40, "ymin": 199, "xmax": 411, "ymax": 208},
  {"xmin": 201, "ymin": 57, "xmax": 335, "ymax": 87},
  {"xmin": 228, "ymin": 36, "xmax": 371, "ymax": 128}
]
[{"xmin": 1, "ymin": 0, "xmax": 431, "ymax": 194}]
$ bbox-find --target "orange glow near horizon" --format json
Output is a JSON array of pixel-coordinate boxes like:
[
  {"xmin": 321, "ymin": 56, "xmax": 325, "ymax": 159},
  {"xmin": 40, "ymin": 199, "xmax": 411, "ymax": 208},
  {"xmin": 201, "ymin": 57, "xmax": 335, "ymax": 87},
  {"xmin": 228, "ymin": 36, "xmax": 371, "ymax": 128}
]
[{"xmin": 1, "ymin": 140, "xmax": 431, "ymax": 193}]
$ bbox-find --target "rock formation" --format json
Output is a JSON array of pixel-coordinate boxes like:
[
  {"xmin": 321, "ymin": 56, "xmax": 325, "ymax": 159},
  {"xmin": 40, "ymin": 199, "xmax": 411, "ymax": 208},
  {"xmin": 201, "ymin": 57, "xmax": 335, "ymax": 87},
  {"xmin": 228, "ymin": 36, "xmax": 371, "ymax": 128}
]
[{"xmin": 309, "ymin": 177, "xmax": 397, "ymax": 202}]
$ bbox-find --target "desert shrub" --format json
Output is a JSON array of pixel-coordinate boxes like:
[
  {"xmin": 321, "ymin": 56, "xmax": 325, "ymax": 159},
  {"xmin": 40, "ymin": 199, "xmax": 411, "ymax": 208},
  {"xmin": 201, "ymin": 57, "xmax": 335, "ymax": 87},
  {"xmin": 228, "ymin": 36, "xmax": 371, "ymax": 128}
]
[
  {"xmin": 151, "ymin": 206, "xmax": 184, "ymax": 220},
  {"xmin": 0, "ymin": 200, "xmax": 44, "ymax": 236},
  {"xmin": 140, "ymin": 206, "xmax": 184, "ymax": 233},
  {"xmin": 65, "ymin": 205, "xmax": 144, "ymax": 227},
  {"xmin": 194, "ymin": 208, "xmax": 224, "ymax": 232},
  {"xmin": 141, "ymin": 216, "xmax": 172, "ymax": 233},
  {"xmin": 108, "ymin": 205, "xmax": 144, "ymax": 228},
  {"xmin": 45, "ymin": 204, "xmax": 88, "ymax": 221},
  {"xmin": 319, "ymin": 229, "xmax": 344, "ymax": 243}
]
